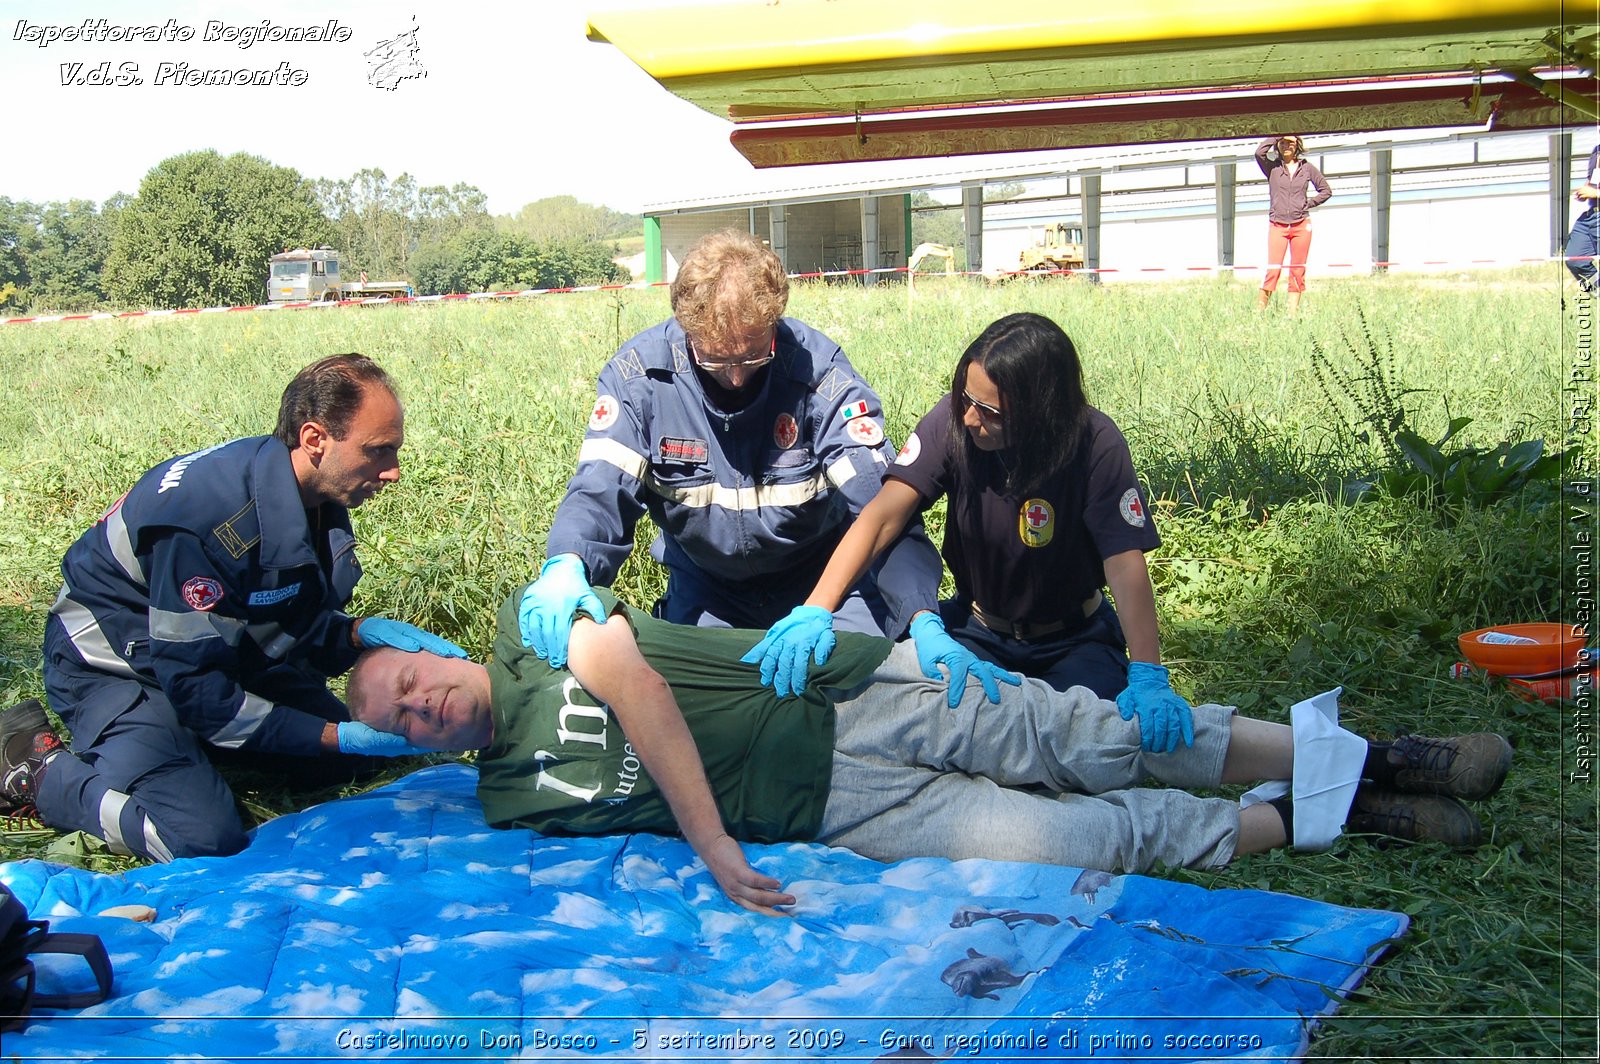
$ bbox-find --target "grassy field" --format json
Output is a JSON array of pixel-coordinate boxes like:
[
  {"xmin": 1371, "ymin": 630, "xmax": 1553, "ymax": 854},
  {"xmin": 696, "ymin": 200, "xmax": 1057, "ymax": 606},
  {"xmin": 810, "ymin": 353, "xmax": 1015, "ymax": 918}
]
[{"xmin": 0, "ymin": 266, "xmax": 1593, "ymax": 1060}]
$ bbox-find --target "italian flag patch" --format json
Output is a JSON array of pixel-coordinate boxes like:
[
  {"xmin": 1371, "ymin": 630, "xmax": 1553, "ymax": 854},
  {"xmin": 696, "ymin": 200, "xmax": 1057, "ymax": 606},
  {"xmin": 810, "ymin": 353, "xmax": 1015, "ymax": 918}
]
[{"xmin": 840, "ymin": 400, "xmax": 870, "ymax": 420}]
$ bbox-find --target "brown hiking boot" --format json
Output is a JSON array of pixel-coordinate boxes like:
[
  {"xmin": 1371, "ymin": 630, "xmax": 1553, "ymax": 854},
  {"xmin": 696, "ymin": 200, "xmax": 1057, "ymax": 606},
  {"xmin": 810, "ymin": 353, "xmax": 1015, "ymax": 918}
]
[
  {"xmin": 1346, "ymin": 786, "xmax": 1482, "ymax": 849},
  {"xmin": 0, "ymin": 699, "xmax": 63, "ymax": 816},
  {"xmin": 1382, "ymin": 733, "xmax": 1512, "ymax": 801}
]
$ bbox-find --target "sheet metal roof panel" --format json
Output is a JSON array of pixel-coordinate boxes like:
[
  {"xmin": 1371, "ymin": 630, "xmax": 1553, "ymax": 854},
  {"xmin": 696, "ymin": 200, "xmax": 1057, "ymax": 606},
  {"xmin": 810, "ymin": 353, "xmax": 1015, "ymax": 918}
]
[
  {"xmin": 638, "ymin": 126, "xmax": 1595, "ymax": 214},
  {"xmin": 728, "ymin": 79, "xmax": 1581, "ymax": 167}
]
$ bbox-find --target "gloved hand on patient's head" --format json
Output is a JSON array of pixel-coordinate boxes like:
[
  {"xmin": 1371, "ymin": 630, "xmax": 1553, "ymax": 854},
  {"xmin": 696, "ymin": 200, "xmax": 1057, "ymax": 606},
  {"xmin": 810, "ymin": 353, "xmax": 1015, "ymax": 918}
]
[
  {"xmin": 356, "ymin": 618, "xmax": 467, "ymax": 659},
  {"xmin": 335, "ymin": 720, "xmax": 429, "ymax": 757}
]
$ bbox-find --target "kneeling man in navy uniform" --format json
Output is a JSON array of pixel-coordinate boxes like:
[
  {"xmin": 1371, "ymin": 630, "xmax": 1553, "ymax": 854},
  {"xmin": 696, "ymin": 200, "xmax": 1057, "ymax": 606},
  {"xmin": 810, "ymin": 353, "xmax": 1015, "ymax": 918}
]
[{"xmin": 1, "ymin": 354, "xmax": 464, "ymax": 861}]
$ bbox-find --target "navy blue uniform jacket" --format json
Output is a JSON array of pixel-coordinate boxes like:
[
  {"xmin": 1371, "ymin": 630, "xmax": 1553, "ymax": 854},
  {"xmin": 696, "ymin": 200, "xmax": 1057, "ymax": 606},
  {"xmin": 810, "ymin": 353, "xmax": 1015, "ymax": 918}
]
[{"xmin": 49, "ymin": 436, "xmax": 363, "ymax": 755}]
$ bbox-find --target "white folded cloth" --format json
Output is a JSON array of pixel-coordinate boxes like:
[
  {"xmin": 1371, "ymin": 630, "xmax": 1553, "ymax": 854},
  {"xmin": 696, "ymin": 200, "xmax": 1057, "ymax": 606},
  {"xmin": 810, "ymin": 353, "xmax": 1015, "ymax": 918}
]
[{"xmin": 1240, "ymin": 687, "xmax": 1367, "ymax": 850}]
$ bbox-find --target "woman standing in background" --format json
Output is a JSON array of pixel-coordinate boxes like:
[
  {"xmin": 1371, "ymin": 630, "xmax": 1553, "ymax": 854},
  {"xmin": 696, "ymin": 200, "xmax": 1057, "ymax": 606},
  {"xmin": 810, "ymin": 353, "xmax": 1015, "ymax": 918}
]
[{"xmin": 1255, "ymin": 134, "xmax": 1332, "ymax": 314}]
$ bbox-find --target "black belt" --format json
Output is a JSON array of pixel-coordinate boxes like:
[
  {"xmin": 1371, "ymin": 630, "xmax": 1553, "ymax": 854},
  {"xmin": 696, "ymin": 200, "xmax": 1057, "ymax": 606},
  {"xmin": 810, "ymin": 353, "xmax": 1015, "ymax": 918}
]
[{"xmin": 971, "ymin": 592, "xmax": 1102, "ymax": 642}]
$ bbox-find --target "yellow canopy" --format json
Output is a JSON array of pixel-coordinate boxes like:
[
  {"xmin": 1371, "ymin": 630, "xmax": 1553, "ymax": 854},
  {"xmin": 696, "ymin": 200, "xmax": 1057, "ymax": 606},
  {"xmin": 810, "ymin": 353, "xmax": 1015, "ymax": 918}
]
[{"xmin": 587, "ymin": 0, "xmax": 1594, "ymax": 165}]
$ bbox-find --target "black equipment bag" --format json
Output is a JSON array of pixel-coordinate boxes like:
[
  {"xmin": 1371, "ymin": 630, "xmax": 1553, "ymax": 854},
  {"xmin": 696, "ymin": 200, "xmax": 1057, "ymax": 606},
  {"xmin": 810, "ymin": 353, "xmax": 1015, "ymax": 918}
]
[{"xmin": 0, "ymin": 881, "xmax": 113, "ymax": 1032}]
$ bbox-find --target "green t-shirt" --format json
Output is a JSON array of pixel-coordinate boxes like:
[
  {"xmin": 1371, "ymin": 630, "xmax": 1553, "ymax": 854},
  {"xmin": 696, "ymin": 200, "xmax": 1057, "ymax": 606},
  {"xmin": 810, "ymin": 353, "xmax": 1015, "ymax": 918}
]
[{"xmin": 477, "ymin": 589, "xmax": 892, "ymax": 843}]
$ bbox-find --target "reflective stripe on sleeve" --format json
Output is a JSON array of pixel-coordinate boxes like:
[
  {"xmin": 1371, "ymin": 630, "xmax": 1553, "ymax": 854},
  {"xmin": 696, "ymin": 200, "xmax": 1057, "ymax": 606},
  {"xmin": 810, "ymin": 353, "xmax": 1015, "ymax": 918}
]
[
  {"xmin": 148, "ymin": 609, "xmax": 298, "ymax": 660},
  {"xmin": 102, "ymin": 504, "xmax": 147, "ymax": 587},
  {"xmin": 576, "ymin": 437, "xmax": 649, "ymax": 481},
  {"xmin": 149, "ymin": 607, "xmax": 244, "ymax": 646},
  {"xmin": 208, "ymin": 692, "xmax": 276, "ymax": 748},
  {"xmin": 826, "ymin": 453, "xmax": 858, "ymax": 490},
  {"xmin": 244, "ymin": 622, "xmax": 296, "ymax": 661}
]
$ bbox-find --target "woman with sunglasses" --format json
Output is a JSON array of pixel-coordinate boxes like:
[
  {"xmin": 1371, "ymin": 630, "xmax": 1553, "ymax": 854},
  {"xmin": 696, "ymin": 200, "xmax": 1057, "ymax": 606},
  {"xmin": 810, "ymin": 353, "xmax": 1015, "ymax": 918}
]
[{"xmin": 746, "ymin": 312, "xmax": 1194, "ymax": 753}]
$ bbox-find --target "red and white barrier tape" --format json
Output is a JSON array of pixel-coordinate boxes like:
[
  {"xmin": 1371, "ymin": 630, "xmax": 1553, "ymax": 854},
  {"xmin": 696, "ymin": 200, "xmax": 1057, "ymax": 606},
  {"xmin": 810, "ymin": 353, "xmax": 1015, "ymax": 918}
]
[
  {"xmin": 0, "ymin": 255, "xmax": 1578, "ymax": 326},
  {"xmin": 0, "ymin": 279, "xmax": 671, "ymax": 326}
]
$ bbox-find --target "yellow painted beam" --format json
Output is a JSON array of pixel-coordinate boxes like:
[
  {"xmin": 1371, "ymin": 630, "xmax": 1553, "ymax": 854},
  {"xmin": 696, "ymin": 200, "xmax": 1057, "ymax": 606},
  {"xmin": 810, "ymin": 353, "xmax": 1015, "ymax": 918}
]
[
  {"xmin": 587, "ymin": 0, "xmax": 1566, "ymax": 79},
  {"xmin": 588, "ymin": 0, "xmax": 1594, "ymax": 162}
]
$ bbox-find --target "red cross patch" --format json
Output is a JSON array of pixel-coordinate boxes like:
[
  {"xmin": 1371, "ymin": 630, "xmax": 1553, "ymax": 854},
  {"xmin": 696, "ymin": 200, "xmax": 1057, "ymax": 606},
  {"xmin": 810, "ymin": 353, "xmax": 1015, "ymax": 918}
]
[
  {"xmin": 181, "ymin": 576, "xmax": 224, "ymax": 612},
  {"xmin": 1119, "ymin": 487, "xmax": 1147, "ymax": 528},
  {"xmin": 774, "ymin": 413, "xmax": 799, "ymax": 450},
  {"xmin": 1018, "ymin": 498, "xmax": 1054, "ymax": 548},
  {"xmin": 589, "ymin": 395, "xmax": 619, "ymax": 432}
]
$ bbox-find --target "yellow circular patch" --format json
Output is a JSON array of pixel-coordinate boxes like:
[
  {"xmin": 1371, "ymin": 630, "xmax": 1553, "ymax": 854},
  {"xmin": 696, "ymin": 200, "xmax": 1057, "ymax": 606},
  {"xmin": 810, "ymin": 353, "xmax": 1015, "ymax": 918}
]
[{"xmin": 1018, "ymin": 498, "xmax": 1055, "ymax": 548}]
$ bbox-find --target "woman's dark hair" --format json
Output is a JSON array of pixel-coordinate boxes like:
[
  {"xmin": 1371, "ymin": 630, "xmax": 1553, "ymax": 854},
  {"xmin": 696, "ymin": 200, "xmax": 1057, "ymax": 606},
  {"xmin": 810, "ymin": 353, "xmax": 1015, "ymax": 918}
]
[
  {"xmin": 950, "ymin": 313, "xmax": 1088, "ymax": 496},
  {"xmin": 273, "ymin": 353, "xmax": 397, "ymax": 448}
]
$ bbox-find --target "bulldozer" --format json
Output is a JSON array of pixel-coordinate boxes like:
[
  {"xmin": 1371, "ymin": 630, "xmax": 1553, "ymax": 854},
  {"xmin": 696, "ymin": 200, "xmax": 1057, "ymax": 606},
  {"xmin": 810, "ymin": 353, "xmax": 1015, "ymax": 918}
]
[{"xmin": 1017, "ymin": 222, "xmax": 1086, "ymax": 274}]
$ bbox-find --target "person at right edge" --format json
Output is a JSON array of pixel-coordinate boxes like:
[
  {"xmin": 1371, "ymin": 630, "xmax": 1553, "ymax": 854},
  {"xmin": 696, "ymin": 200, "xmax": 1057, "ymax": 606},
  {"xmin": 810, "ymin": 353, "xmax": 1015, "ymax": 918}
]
[
  {"xmin": 1565, "ymin": 139, "xmax": 1600, "ymax": 294},
  {"xmin": 1255, "ymin": 134, "xmax": 1332, "ymax": 314}
]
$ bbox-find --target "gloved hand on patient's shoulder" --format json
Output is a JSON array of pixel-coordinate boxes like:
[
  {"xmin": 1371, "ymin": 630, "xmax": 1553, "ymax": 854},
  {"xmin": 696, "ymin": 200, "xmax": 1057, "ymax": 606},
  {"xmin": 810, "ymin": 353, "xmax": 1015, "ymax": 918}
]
[{"xmin": 518, "ymin": 554, "xmax": 605, "ymax": 669}]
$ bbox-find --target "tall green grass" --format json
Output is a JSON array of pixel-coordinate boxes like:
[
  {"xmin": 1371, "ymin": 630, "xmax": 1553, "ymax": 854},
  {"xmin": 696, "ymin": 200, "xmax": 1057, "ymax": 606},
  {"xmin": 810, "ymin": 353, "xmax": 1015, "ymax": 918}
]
[{"xmin": 0, "ymin": 266, "xmax": 1591, "ymax": 1059}]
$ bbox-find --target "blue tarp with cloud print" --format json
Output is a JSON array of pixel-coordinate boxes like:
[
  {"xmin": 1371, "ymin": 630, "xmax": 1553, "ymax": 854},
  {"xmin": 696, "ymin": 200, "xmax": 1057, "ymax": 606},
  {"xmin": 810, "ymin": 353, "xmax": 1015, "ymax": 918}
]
[{"xmin": 0, "ymin": 764, "xmax": 1404, "ymax": 1062}]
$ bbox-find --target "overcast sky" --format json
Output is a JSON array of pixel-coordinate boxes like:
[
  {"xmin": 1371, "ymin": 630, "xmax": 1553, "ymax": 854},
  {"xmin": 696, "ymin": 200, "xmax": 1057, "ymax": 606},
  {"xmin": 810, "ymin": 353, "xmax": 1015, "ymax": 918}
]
[{"xmin": 0, "ymin": 0, "xmax": 816, "ymax": 215}]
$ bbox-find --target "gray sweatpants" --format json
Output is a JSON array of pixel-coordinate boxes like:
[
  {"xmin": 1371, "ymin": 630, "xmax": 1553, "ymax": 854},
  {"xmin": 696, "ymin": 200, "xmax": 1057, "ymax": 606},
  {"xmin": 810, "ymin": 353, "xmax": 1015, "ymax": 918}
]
[{"xmin": 816, "ymin": 643, "xmax": 1240, "ymax": 873}]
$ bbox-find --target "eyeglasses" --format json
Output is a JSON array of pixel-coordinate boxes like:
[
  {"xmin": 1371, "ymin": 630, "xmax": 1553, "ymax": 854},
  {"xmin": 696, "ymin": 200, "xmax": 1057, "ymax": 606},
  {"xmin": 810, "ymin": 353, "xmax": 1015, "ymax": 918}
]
[
  {"xmin": 962, "ymin": 389, "xmax": 1004, "ymax": 424},
  {"xmin": 689, "ymin": 333, "xmax": 776, "ymax": 372}
]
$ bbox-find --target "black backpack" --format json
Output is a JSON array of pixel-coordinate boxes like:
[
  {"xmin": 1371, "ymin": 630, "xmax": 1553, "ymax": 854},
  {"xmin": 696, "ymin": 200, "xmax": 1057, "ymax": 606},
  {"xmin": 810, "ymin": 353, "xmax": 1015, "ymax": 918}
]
[{"xmin": 0, "ymin": 881, "xmax": 113, "ymax": 1033}]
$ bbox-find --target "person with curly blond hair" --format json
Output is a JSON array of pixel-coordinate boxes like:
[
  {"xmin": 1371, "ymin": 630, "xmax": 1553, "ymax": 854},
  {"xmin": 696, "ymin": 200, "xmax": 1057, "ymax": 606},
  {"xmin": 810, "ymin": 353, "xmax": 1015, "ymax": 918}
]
[{"xmin": 517, "ymin": 229, "xmax": 940, "ymax": 669}]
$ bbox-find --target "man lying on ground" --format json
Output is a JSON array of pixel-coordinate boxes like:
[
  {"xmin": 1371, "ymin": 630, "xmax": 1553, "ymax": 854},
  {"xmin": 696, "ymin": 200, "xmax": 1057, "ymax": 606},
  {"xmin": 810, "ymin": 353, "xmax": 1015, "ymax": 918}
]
[{"xmin": 346, "ymin": 588, "xmax": 1512, "ymax": 915}]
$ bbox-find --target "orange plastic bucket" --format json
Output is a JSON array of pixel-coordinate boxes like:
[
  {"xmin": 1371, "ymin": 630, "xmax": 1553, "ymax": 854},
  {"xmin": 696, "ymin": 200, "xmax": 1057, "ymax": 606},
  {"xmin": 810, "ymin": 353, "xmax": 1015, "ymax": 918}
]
[{"xmin": 1457, "ymin": 623, "xmax": 1588, "ymax": 676}]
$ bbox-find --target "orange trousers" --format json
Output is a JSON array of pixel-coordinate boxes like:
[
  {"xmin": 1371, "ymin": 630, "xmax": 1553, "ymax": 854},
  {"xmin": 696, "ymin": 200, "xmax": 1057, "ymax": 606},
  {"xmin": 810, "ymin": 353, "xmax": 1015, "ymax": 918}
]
[{"xmin": 1261, "ymin": 219, "xmax": 1312, "ymax": 293}]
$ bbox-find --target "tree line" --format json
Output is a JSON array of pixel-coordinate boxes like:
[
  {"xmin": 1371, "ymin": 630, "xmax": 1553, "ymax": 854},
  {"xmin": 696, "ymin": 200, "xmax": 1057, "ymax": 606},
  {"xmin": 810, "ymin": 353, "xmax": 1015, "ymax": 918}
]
[{"xmin": 0, "ymin": 150, "xmax": 640, "ymax": 312}]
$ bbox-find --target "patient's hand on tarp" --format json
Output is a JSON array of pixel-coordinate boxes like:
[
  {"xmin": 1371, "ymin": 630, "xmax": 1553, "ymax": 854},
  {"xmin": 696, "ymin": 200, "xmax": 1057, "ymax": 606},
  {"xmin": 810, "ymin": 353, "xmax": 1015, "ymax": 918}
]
[
  {"xmin": 704, "ymin": 833, "xmax": 795, "ymax": 918},
  {"xmin": 99, "ymin": 905, "xmax": 156, "ymax": 922}
]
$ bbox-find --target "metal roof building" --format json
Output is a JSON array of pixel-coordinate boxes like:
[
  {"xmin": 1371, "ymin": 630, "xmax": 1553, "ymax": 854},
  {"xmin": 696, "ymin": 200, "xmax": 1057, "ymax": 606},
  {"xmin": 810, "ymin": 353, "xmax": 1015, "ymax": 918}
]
[{"xmin": 639, "ymin": 126, "xmax": 1600, "ymax": 283}]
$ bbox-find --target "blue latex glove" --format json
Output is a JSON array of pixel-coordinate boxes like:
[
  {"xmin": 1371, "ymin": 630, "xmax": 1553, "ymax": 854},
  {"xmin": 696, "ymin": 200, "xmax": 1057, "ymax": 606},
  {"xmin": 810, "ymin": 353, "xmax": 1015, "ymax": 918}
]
[
  {"xmin": 909, "ymin": 613, "xmax": 1022, "ymax": 710},
  {"xmin": 336, "ymin": 720, "xmax": 429, "ymax": 756},
  {"xmin": 357, "ymin": 618, "xmax": 468, "ymax": 659},
  {"xmin": 517, "ymin": 554, "xmax": 606, "ymax": 669},
  {"xmin": 1115, "ymin": 661, "xmax": 1196, "ymax": 754},
  {"xmin": 740, "ymin": 605, "xmax": 837, "ymax": 698}
]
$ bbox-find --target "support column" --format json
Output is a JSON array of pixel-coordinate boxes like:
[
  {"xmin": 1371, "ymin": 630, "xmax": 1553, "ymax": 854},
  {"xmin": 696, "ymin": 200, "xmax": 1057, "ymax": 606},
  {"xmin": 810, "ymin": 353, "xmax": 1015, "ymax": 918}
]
[
  {"xmin": 1215, "ymin": 161, "xmax": 1236, "ymax": 279},
  {"xmin": 644, "ymin": 216, "xmax": 663, "ymax": 284},
  {"xmin": 770, "ymin": 205, "xmax": 789, "ymax": 272},
  {"xmin": 1081, "ymin": 172, "xmax": 1102, "ymax": 284},
  {"xmin": 962, "ymin": 182, "xmax": 984, "ymax": 273},
  {"xmin": 903, "ymin": 194, "xmax": 914, "ymax": 271},
  {"xmin": 1369, "ymin": 144, "xmax": 1392, "ymax": 274},
  {"xmin": 1553, "ymin": 132, "xmax": 1575, "ymax": 258},
  {"xmin": 861, "ymin": 196, "xmax": 880, "ymax": 286}
]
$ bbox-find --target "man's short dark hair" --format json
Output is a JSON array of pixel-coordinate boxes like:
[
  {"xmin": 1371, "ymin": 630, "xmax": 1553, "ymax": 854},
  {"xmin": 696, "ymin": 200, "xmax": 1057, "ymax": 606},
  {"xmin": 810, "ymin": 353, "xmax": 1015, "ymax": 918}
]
[{"xmin": 273, "ymin": 354, "xmax": 397, "ymax": 449}]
